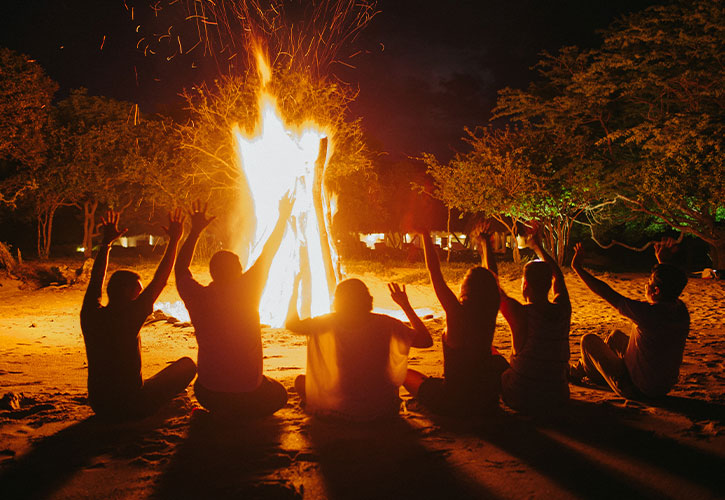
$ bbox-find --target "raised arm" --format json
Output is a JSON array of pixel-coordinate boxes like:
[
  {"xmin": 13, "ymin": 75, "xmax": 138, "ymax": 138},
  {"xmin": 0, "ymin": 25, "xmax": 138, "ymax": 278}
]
[
  {"xmin": 175, "ymin": 201, "xmax": 215, "ymax": 287},
  {"xmin": 246, "ymin": 193, "xmax": 295, "ymax": 297},
  {"xmin": 654, "ymin": 237, "xmax": 678, "ymax": 264},
  {"xmin": 526, "ymin": 223, "xmax": 568, "ymax": 302},
  {"xmin": 82, "ymin": 210, "xmax": 126, "ymax": 310},
  {"xmin": 419, "ymin": 231, "xmax": 460, "ymax": 313},
  {"xmin": 474, "ymin": 220, "xmax": 498, "ymax": 276},
  {"xmin": 571, "ymin": 243, "xmax": 624, "ymax": 307},
  {"xmin": 285, "ymin": 272, "xmax": 306, "ymax": 334},
  {"xmin": 388, "ymin": 282, "xmax": 433, "ymax": 348},
  {"xmin": 138, "ymin": 209, "xmax": 184, "ymax": 305}
]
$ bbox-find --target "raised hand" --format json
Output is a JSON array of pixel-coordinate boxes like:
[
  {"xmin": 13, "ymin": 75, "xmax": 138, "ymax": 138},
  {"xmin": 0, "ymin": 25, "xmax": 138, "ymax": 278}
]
[
  {"xmin": 478, "ymin": 220, "xmax": 493, "ymax": 236},
  {"xmin": 162, "ymin": 208, "xmax": 185, "ymax": 241},
  {"xmin": 411, "ymin": 221, "xmax": 431, "ymax": 236},
  {"xmin": 571, "ymin": 242, "xmax": 585, "ymax": 269},
  {"xmin": 188, "ymin": 201, "xmax": 216, "ymax": 233},
  {"xmin": 100, "ymin": 210, "xmax": 127, "ymax": 246},
  {"xmin": 472, "ymin": 219, "xmax": 493, "ymax": 243},
  {"xmin": 654, "ymin": 236, "xmax": 678, "ymax": 264},
  {"xmin": 278, "ymin": 191, "xmax": 295, "ymax": 219},
  {"xmin": 388, "ymin": 282, "xmax": 411, "ymax": 309},
  {"xmin": 523, "ymin": 221, "xmax": 543, "ymax": 249}
]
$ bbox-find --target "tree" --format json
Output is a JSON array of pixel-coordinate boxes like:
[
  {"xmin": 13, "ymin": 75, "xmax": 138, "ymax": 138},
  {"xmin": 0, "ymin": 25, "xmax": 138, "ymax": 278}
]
[
  {"xmin": 424, "ymin": 123, "xmax": 595, "ymax": 264},
  {"xmin": 0, "ymin": 48, "xmax": 61, "ymax": 258},
  {"xmin": 0, "ymin": 48, "xmax": 57, "ymax": 209},
  {"xmin": 0, "ymin": 48, "xmax": 57, "ymax": 170},
  {"xmin": 495, "ymin": 0, "xmax": 725, "ymax": 266},
  {"xmin": 594, "ymin": 0, "xmax": 725, "ymax": 266},
  {"xmin": 30, "ymin": 130, "xmax": 75, "ymax": 259},
  {"xmin": 52, "ymin": 90, "xmax": 170, "ymax": 257}
]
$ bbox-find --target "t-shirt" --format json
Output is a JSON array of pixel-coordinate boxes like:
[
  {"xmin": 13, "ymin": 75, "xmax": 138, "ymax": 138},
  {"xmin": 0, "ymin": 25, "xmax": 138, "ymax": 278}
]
[
  {"xmin": 501, "ymin": 295, "xmax": 571, "ymax": 409},
  {"xmin": 616, "ymin": 297, "xmax": 690, "ymax": 397},
  {"xmin": 80, "ymin": 295, "xmax": 154, "ymax": 407},
  {"xmin": 177, "ymin": 274, "xmax": 263, "ymax": 393},
  {"xmin": 293, "ymin": 312, "xmax": 418, "ymax": 421}
]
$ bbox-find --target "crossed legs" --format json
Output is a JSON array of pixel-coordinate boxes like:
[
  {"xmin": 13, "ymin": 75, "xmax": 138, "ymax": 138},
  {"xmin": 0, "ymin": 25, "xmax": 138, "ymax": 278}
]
[{"xmin": 572, "ymin": 330, "xmax": 639, "ymax": 398}]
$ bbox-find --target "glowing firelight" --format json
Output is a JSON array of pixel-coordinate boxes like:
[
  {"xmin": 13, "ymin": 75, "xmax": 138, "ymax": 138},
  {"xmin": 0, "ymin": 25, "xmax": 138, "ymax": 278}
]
[
  {"xmin": 233, "ymin": 51, "xmax": 339, "ymax": 327},
  {"xmin": 154, "ymin": 52, "xmax": 339, "ymax": 327}
]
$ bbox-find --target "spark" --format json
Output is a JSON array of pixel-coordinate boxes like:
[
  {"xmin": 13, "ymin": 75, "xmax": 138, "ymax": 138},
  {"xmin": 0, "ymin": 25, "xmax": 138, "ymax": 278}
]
[{"xmin": 133, "ymin": 1, "xmax": 378, "ymax": 79}]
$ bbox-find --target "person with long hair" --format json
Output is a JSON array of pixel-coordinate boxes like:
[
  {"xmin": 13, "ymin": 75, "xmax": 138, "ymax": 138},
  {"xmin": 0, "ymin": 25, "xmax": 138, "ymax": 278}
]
[{"xmin": 404, "ymin": 223, "xmax": 506, "ymax": 416}]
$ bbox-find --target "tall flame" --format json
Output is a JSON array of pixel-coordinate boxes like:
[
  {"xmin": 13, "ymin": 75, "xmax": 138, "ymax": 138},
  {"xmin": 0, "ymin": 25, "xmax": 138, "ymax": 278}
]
[{"xmin": 234, "ymin": 52, "xmax": 338, "ymax": 327}]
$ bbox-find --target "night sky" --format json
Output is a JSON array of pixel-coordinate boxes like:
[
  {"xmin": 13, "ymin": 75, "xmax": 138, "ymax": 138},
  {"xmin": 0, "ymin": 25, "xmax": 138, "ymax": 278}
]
[{"xmin": 0, "ymin": 0, "xmax": 662, "ymax": 162}]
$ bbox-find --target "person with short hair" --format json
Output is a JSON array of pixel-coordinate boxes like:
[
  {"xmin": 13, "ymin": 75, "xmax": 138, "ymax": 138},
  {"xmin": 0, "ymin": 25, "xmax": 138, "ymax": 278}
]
[
  {"xmin": 175, "ymin": 197, "xmax": 293, "ymax": 418},
  {"xmin": 286, "ymin": 278, "xmax": 433, "ymax": 421},
  {"xmin": 81, "ymin": 209, "xmax": 196, "ymax": 419},
  {"xmin": 402, "ymin": 224, "xmax": 507, "ymax": 416},
  {"xmin": 499, "ymin": 223, "xmax": 572, "ymax": 413},
  {"xmin": 569, "ymin": 238, "xmax": 689, "ymax": 399}
]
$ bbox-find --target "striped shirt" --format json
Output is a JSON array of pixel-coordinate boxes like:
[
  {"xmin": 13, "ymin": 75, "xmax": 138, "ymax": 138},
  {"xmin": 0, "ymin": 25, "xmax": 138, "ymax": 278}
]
[{"xmin": 501, "ymin": 295, "xmax": 571, "ymax": 410}]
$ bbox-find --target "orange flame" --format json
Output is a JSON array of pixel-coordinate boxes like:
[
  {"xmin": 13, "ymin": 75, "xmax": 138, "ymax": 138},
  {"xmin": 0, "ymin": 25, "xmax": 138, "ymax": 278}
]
[{"xmin": 234, "ymin": 51, "xmax": 337, "ymax": 327}]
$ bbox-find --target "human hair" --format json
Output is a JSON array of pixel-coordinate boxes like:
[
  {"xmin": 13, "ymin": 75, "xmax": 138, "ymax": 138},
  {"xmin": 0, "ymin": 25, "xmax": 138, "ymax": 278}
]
[
  {"xmin": 523, "ymin": 260, "xmax": 553, "ymax": 299},
  {"xmin": 209, "ymin": 250, "xmax": 242, "ymax": 283},
  {"xmin": 460, "ymin": 266, "xmax": 500, "ymax": 314},
  {"xmin": 459, "ymin": 267, "xmax": 500, "ymax": 348},
  {"xmin": 333, "ymin": 278, "xmax": 373, "ymax": 316},
  {"xmin": 651, "ymin": 263, "xmax": 687, "ymax": 301},
  {"xmin": 107, "ymin": 270, "xmax": 141, "ymax": 303}
]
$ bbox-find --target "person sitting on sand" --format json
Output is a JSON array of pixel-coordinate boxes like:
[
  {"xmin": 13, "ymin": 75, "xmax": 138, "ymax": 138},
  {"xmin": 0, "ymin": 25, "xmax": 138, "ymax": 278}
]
[
  {"xmin": 402, "ymin": 224, "xmax": 508, "ymax": 416},
  {"xmin": 286, "ymin": 278, "xmax": 433, "ymax": 421},
  {"xmin": 175, "ymin": 197, "xmax": 293, "ymax": 418},
  {"xmin": 81, "ymin": 209, "xmax": 197, "ymax": 419},
  {"xmin": 498, "ymin": 223, "xmax": 572, "ymax": 413},
  {"xmin": 569, "ymin": 238, "xmax": 689, "ymax": 400}
]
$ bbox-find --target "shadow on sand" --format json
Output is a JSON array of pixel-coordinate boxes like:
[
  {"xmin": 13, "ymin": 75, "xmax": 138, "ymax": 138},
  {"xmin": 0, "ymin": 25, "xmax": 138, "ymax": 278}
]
[
  {"xmin": 0, "ymin": 412, "xmax": 177, "ymax": 500},
  {"xmin": 153, "ymin": 411, "xmax": 300, "ymax": 499},
  {"xmin": 426, "ymin": 397, "xmax": 725, "ymax": 500},
  {"xmin": 308, "ymin": 416, "xmax": 502, "ymax": 500}
]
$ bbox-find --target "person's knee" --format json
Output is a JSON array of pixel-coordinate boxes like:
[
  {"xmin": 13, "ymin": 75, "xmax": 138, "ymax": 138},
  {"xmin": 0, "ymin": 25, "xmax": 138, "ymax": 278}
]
[
  {"xmin": 177, "ymin": 356, "xmax": 197, "ymax": 377},
  {"xmin": 294, "ymin": 375, "xmax": 306, "ymax": 396},
  {"xmin": 580, "ymin": 333, "xmax": 604, "ymax": 354},
  {"xmin": 606, "ymin": 329, "xmax": 627, "ymax": 344},
  {"xmin": 278, "ymin": 383, "xmax": 289, "ymax": 405},
  {"xmin": 404, "ymin": 369, "xmax": 426, "ymax": 396},
  {"xmin": 268, "ymin": 378, "xmax": 288, "ymax": 406}
]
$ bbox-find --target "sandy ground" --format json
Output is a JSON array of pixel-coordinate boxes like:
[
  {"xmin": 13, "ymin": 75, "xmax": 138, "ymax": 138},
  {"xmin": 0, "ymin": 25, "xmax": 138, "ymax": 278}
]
[{"xmin": 0, "ymin": 261, "xmax": 724, "ymax": 500}]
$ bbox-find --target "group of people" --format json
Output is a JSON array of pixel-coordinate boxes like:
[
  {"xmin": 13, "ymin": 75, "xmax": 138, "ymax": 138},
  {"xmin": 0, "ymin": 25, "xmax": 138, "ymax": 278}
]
[{"xmin": 80, "ymin": 196, "xmax": 690, "ymax": 422}]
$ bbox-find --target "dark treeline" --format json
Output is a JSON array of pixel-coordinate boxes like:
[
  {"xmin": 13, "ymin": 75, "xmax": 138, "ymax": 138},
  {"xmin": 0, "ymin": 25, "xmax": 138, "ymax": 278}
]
[{"xmin": 1, "ymin": 0, "xmax": 723, "ymax": 270}]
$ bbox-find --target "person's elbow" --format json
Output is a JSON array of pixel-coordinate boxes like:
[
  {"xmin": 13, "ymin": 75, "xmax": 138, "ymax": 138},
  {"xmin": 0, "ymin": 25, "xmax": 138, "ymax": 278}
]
[{"xmin": 285, "ymin": 318, "xmax": 303, "ymax": 332}]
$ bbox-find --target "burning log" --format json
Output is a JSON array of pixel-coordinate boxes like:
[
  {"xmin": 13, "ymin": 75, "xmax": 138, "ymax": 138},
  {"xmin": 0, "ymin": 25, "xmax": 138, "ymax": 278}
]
[{"xmin": 312, "ymin": 137, "xmax": 338, "ymax": 299}]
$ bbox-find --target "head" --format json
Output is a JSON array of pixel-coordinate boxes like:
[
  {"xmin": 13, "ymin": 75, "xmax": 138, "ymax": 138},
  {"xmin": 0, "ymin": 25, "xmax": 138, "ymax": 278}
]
[
  {"xmin": 332, "ymin": 278, "xmax": 373, "ymax": 318},
  {"xmin": 106, "ymin": 270, "xmax": 143, "ymax": 304},
  {"xmin": 460, "ymin": 267, "xmax": 500, "ymax": 312},
  {"xmin": 645, "ymin": 263, "xmax": 687, "ymax": 303},
  {"xmin": 522, "ymin": 260, "xmax": 553, "ymax": 303},
  {"xmin": 209, "ymin": 250, "xmax": 243, "ymax": 284}
]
